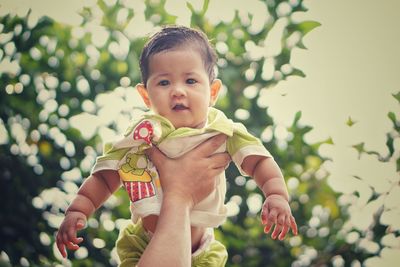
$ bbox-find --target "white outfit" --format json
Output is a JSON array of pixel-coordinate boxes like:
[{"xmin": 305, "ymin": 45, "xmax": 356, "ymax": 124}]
[{"xmin": 91, "ymin": 107, "xmax": 272, "ymax": 227}]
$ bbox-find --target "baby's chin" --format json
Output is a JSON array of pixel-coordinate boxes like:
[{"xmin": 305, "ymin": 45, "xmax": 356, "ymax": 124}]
[{"xmin": 171, "ymin": 120, "xmax": 207, "ymax": 129}]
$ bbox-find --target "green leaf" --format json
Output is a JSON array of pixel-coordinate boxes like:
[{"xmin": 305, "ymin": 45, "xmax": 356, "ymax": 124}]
[
  {"xmin": 297, "ymin": 39, "xmax": 307, "ymax": 49},
  {"xmin": 291, "ymin": 68, "xmax": 306, "ymax": 78},
  {"xmin": 186, "ymin": 2, "xmax": 195, "ymax": 13},
  {"xmin": 388, "ymin": 112, "xmax": 397, "ymax": 124},
  {"xmin": 385, "ymin": 132, "xmax": 394, "ymax": 157},
  {"xmin": 298, "ymin": 20, "xmax": 321, "ymax": 36},
  {"xmin": 346, "ymin": 116, "xmax": 357, "ymax": 126},
  {"xmin": 293, "ymin": 111, "xmax": 302, "ymax": 125},
  {"xmin": 352, "ymin": 142, "xmax": 365, "ymax": 158},
  {"xmin": 392, "ymin": 91, "xmax": 400, "ymax": 103},
  {"xmin": 325, "ymin": 137, "xmax": 334, "ymax": 145}
]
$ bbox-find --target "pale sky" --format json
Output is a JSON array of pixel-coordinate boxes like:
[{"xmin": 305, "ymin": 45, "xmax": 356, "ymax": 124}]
[
  {"xmin": 264, "ymin": 0, "xmax": 400, "ymax": 198},
  {"xmin": 262, "ymin": 2, "xmax": 400, "ymax": 249}
]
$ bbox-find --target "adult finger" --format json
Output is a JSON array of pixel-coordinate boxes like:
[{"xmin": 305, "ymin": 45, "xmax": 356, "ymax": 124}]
[
  {"xmin": 145, "ymin": 146, "xmax": 166, "ymax": 167},
  {"xmin": 194, "ymin": 134, "xmax": 227, "ymax": 157},
  {"xmin": 209, "ymin": 152, "xmax": 231, "ymax": 169},
  {"xmin": 208, "ymin": 166, "xmax": 226, "ymax": 179}
]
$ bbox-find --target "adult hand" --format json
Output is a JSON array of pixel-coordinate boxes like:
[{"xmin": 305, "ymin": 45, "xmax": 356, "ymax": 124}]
[
  {"xmin": 146, "ymin": 134, "xmax": 230, "ymax": 207},
  {"xmin": 139, "ymin": 134, "xmax": 230, "ymax": 267}
]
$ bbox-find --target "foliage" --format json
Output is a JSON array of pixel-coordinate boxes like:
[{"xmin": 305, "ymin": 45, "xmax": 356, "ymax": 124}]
[{"xmin": 0, "ymin": 0, "xmax": 398, "ymax": 266}]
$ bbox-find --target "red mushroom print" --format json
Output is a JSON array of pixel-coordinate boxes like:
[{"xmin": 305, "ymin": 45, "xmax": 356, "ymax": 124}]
[{"xmin": 133, "ymin": 120, "xmax": 153, "ymax": 145}]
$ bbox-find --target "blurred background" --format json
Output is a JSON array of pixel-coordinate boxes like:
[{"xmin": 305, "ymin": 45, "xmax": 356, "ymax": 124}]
[{"xmin": 0, "ymin": 0, "xmax": 399, "ymax": 266}]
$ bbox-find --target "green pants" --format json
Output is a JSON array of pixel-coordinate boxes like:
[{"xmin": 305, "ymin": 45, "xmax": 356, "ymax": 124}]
[{"xmin": 116, "ymin": 221, "xmax": 227, "ymax": 267}]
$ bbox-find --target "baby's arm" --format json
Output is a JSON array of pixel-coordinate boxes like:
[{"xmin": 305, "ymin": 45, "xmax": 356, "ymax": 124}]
[
  {"xmin": 56, "ymin": 170, "xmax": 121, "ymax": 258},
  {"xmin": 242, "ymin": 156, "xmax": 298, "ymax": 240}
]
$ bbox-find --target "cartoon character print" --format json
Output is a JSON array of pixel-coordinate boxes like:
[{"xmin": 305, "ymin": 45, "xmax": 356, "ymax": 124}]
[
  {"xmin": 118, "ymin": 120, "xmax": 159, "ymax": 203},
  {"xmin": 119, "ymin": 150, "xmax": 158, "ymax": 202}
]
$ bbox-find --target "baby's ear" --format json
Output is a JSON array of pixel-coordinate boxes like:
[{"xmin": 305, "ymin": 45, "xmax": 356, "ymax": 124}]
[
  {"xmin": 209, "ymin": 79, "xmax": 222, "ymax": 106},
  {"xmin": 136, "ymin": 83, "xmax": 151, "ymax": 108}
]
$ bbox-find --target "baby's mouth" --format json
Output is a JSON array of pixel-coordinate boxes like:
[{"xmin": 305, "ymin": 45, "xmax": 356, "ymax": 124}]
[{"xmin": 172, "ymin": 104, "xmax": 188, "ymax": 111}]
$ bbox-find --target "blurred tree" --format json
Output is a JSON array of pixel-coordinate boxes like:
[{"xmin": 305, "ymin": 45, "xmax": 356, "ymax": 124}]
[{"xmin": 0, "ymin": 0, "xmax": 398, "ymax": 266}]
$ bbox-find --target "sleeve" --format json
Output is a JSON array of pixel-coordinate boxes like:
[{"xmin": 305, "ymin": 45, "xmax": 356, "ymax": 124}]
[
  {"xmin": 227, "ymin": 122, "xmax": 273, "ymax": 176},
  {"xmin": 91, "ymin": 118, "xmax": 161, "ymax": 174}
]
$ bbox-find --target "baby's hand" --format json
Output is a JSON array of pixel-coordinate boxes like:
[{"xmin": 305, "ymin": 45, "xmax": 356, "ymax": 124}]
[
  {"xmin": 56, "ymin": 211, "xmax": 86, "ymax": 258},
  {"xmin": 261, "ymin": 194, "xmax": 298, "ymax": 240}
]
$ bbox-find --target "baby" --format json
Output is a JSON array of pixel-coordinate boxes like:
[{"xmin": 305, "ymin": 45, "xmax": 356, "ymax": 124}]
[{"xmin": 56, "ymin": 25, "xmax": 297, "ymax": 266}]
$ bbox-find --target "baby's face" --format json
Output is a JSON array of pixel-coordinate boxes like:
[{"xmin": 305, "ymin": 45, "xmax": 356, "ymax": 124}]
[{"xmin": 141, "ymin": 48, "xmax": 219, "ymax": 129}]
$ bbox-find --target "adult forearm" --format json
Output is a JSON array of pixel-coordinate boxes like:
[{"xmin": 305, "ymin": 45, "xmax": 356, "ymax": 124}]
[{"xmin": 138, "ymin": 194, "xmax": 192, "ymax": 267}]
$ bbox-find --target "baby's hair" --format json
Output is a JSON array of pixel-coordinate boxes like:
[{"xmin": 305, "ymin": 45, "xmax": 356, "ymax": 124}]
[{"xmin": 139, "ymin": 25, "xmax": 217, "ymax": 86}]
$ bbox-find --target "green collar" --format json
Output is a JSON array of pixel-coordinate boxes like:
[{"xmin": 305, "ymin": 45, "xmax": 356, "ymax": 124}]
[{"xmin": 143, "ymin": 107, "xmax": 234, "ymax": 141}]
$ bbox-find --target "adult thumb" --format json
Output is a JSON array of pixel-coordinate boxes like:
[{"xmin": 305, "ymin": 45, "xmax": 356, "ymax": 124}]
[{"xmin": 145, "ymin": 146, "xmax": 165, "ymax": 166}]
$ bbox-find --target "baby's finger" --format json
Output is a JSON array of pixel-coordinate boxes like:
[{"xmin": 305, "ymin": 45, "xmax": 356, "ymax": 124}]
[
  {"xmin": 278, "ymin": 216, "xmax": 290, "ymax": 240},
  {"xmin": 66, "ymin": 219, "xmax": 85, "ymax": 244},
  {"xmin": 67, "ymin": 227, "xmax": 78, "ymax": 245},
  {"xmin": 290, "ymin": 215, "xmax": 298, "ymax": 235},
  {"xmin": 267, "ymin": 208, "xmax": 278, "ymax": 225},
  {"xmin": 62, "ymin": 231, "xmax": 80, "ymax": 251},
  {"xmin": 264, "ymin": 222, "xmax": 273, "ymax": 234},
  {"xmin": 271, "ymin": 223, "xmax": 282, "ymax": 240},
  {"xmin": 76, "ymin": 219, "xmax": 86, "ymax": 230},
  {"xmin": 276, "ymin": 213, "xmax": 285, "ymax": 226},
  {"xmin": 57, "ymin": 243, "xmax": 67, "ymax": 258},
  {"xmin": 261, "ymin": 205, "xmax": 269, "ymax": 224},
  {"xmin": 272, "ymin": 213, "xmax": 285, "ymax": 239},
  {"xmin": 264, "ymin": 208, "xmax": 277, "ymax": 234},
  {"xmin": 62, "ymin": 232, "xmax": 70, "ymax": 247},
  {"xmin": 56, "ymin": 233, "xmax": 67, "ymax": 258},
  {"xmin": 74, "ymin": 237, "xmax": 84, "ymax": 244},
  {"xmin": 66, "ymin": 241, "xmax": 80, "ymax": 251}
]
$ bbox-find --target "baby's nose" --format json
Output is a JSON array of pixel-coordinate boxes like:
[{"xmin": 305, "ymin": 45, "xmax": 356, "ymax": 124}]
[{"xmin": 171, "ymin": 85, "xmax": 186, "ymax": 96}]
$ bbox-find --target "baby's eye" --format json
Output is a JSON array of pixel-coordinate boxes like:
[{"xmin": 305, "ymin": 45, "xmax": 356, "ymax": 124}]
[
  {"xmin": 186, "ymin": 78, "xmax": 197, "ymax": 84},
  {"xmin": 158, "ymin": 80, "xmax": 170, "ymax": 86}
]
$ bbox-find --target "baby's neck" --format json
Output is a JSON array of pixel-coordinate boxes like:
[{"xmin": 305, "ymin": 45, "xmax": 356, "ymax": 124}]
[
  {"xmin": 189, "ymin": 119, "xmax": 207, "ymax": 129},
  {"xmin": 171, "ymin": 118, "xmax": 208, "ymax": 129}
]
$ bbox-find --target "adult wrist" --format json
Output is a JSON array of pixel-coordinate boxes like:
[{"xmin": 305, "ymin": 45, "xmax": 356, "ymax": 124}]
[{"xmin": 162, "ymin": 192, "xmax": 195, "ymax": 210}]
